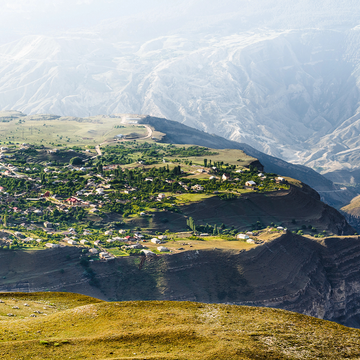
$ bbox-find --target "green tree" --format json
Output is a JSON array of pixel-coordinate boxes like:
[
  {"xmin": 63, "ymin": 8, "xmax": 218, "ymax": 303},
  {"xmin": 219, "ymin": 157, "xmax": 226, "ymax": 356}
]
[
  {"xmin": 70, "ymin": 157, "xmax": 82, "ymax": 166},
  {"xmin": 204, "ymin": 159, "xmax": 208, "ymax": 167}
]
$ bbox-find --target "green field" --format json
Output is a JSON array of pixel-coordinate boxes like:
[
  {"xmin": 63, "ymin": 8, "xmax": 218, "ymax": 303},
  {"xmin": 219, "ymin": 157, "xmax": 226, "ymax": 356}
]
[
  {"xmin": 0, "ymin": 112, "xmax": 148, "ymax": 146},
  {"xmin": 0, "ymin": 292, "xmax": 359, "ymax": 359}
]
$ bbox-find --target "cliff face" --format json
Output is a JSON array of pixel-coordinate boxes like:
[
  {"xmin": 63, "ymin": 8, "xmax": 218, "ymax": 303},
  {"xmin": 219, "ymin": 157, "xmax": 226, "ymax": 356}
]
[
  {"xmin": 92, "ymin": 233, "xmax": 360, "ymax": 328},
  {"xmin": 1, "ymin": 234, "xmax": 360, "ymax": 328}
]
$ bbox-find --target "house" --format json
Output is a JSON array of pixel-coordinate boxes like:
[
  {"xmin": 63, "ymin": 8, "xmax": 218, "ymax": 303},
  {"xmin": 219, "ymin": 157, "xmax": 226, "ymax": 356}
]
[
  {"xmin": 45, "ymin": 243, "xmax": 60, "ymax": 248},
  {"xmin": 209, "ymin": 176, "xmax": 217, "ymax": 180},
  {"xmin": 247, "ymin": 239, "xmax": 255, "ymax": 244},
  {"xmin": 245, "ymin": 181, "xmax": 256, "ymax": 187},
  {"xmin": 104, "ymin": 230, "xmax": 113, "ymax": 236},
  {"xmin": 67, "ymin": 240, "xmax": 78, "ymax": 245},
  {"xmin": 44, "ymin": 221, "xmax": 52, "ymax": 228},
  {"xmin": 222, "ymin": 173, "xmax": 231, "ymax": 181},
  {"xmin": 94, "ymin": 240, "xmax": 102, "ymax": 246},
  {"xmin": 66, "ymin": 197, "xmax": 81, "ymax": 205},
  {"xmin": 99, "ymin": 252, "xmax": 114, "ymax": 260},
  {"xmin": 236, "ymin": 169, "xmax": 244, "ymax": 173},
  {"xmin": 157, "ymin": 193, "xmax": 166, "ymax": 200},
  {"xmin": 157, "ymin": 246, "xmax": 169, "ymax": 252},
  {"xmin": 151, "ymin": 238, "xmax": 161, "ymax": 244},
  {"xmin": 89, "ymin": 248, "xmax": 98, "ymax": 254},
  {"xmin": 191, "ymin": 184, "xmax": 204, "ymax": 191},
  {"xmin": 129, "ymin": 243, "xmax": 143, "ymax": 249},
  {"xmin": 33, "ymin": 209, "xmax": 42, "ymax": 215},
  {"xmin": 142, "ymin": 250, "xmax": 156, "ymax": 256},
  {"xmin": 158, "ymin": 235, "xmax": 168, "ymax": 240},
  {"xmin": 125, "ymin": 235, "xmax": 134, "ymax": 241},
  {"xmin": 119, "ymin": 230, "xmax": 126, "ymax": 235},
  {"xmin": 83, "ymin": 229, "xmax": 91, "ymax": 235},
  {"xmin": 145, "ymin": 177, "xmax": 153, "ymax": 182},
  {"xmin": 237, "ymin": 234, "xmax": 249, "ymax": 240},
  {"xmin": 276, "ymin": 177, "xmax": 285, "ymax": 183},
  {"xmin": 107, "ymin": 239, "xmax": 115, "ymax": 243},
  {"xmin": 96, "ymin": 188, "xmax": 105, "ymax": 195},
  {"xmin": 80, "ymin": 239, "xmax": 89, "ymax": 245}
]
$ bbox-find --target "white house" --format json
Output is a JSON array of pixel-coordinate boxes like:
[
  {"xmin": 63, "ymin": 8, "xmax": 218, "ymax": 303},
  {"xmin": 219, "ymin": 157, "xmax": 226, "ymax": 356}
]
[
  {"xmin": 157, "ymin": 246, "xmax": 169, "ymax": 252},
  {"xmin": 158, "ymin": 235, "xmax": 168, "ymax": 240},
  {"xmin": 45, "ymin": 243, "xmax": 60, "ymax": 248},
  {"xmin": 89, "ymin": 248, "xmax": 98, "ymax": 254},
  {"xmin": 67, "ymin": 240, "xmax": 78, "ymax": 245},
  {"xmin": 104, "ymin": 230, "xmax": 113, "ymax": 236},
  {"xmin": 80, "ymin": 239, "xmax": 89, "ymax": 245},
  {"xmin": 191, "ymin": 184, "xmax": 204, "ymax": 191},
  {"xmin": 237, "ymin": 234, "xmax": 250, "ymax": 240},
  {"xmin": 245, "ymin": 181, "xmax": 256, "ymax": 187},
  {"xmin": 157, "ymin": 193, "xmax": 166, "ymax": 200},
  {"xmin": 142, "ymin": 250, "xmax": 156, "ymax": 256},
  {"xmin": 151, "ymin": 238, "xmax": 161, "ymax": 244},
  {"xmin": 222, "ymin": 173, "xmax": 231, "ymax": 181}
]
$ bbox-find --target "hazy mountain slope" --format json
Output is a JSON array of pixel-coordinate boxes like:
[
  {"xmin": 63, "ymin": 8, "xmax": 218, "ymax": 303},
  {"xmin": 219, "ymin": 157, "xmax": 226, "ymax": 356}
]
[{"xmin": 1, "ymin": 1, "xmax": 360, "ymax": 172}]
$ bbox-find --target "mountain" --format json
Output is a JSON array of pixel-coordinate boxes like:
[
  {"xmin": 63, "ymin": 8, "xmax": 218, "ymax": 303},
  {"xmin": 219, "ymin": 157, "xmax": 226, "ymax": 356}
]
[{"xmin": 1, "ymin": 1, "xmax": 360, "ymax": 175}]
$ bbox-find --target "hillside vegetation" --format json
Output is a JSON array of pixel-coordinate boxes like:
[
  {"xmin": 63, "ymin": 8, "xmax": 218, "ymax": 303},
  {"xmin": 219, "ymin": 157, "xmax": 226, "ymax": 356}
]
[{"xmin": 0, "ymin": 292, "xmax": 360, "ymax": 359}]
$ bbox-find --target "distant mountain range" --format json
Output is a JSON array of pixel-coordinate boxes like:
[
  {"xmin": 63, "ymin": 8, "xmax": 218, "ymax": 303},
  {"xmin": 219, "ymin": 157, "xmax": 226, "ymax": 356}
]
[{"xmin": 1, "ymin": 1, "xmax": 360, "ymax": 176}]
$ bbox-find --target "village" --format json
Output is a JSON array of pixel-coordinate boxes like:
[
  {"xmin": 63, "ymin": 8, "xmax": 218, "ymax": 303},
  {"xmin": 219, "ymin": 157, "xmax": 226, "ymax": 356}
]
[{"xmin": 0, "ymin": 140, "xmax": 291, "ymax": 260}]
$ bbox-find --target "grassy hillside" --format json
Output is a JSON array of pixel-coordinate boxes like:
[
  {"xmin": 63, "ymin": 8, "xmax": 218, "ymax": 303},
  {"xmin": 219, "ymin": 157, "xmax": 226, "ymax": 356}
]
[
  {"xmin": 341, "ymin": 195, "xmax": 360, "ymax": 217},
  {"xmin": 0, "ymin": 292, "xmax": 359, "ymax": 359},
  {"xmin": 0, "ymin": 112, "xmax": 147, "ymax": 146}
]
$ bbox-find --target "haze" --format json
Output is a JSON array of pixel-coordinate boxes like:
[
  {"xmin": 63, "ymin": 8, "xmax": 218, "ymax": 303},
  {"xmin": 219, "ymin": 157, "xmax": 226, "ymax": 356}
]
[{"xmin": 1, "ymin": 0, "xmax": 360, "ymax": 174}]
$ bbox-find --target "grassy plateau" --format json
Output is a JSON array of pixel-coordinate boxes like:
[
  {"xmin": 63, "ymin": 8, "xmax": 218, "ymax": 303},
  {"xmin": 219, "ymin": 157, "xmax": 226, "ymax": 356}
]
[{"xmin": 0, "ymin": 292, "xmax": 359, "ymax": 359}]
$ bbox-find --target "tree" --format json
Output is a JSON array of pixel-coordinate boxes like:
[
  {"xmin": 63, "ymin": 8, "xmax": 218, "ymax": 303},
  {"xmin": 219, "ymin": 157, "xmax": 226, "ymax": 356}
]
[
  {"xmin": 204, "ymin": 159, "xmax": 208, "ymax": 167},
  {"xmin": 213, "ymin": 224, "xmax": 217, "ymax": 235},
  {"xmin": 70, "ymin": 157, "xmax": 82, "ymax": 166}
]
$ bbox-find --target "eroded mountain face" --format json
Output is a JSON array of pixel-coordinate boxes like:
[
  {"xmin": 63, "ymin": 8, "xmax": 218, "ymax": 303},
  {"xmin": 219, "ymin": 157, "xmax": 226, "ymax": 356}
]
[{"xmin": 2, "ymin": 233, "xmax": 360, "ymax": 328}]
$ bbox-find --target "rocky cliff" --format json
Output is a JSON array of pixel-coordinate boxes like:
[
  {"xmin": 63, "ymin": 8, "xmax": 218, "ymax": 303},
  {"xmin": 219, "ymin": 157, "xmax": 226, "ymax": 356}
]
[{"xmin": 1, "ymin": 233, "xmax": 360, "ymax": 328}]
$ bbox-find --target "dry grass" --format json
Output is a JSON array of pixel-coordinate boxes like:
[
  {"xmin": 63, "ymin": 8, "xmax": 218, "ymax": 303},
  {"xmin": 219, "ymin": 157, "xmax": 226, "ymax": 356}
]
[{"xmin": 0, "ymin": 293, "xmax": 359, "ymax": 359}]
